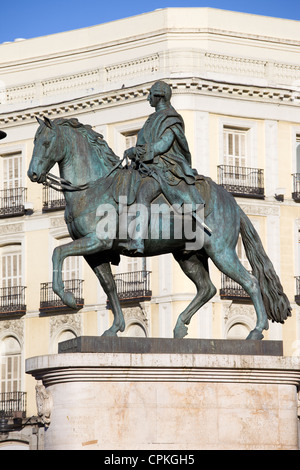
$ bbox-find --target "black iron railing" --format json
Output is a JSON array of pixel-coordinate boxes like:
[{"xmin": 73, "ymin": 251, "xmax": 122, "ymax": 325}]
[
  {"xmin": 292, "ymin": 174, "xmax": 300, "ymax": 202},
  {"xmin": 42, "ymin": 186, "xmax": 66, "ymax": 212},
  {"xmin": 220, "ymin": 274, "xmax": 250, "ymax": 301},
  {"xmin": 0, "ymin": 286, "xmax": 26, "ymax": 315},
  {"xmin": 40, "ymin": 279, "xmax": 84, "ymax": 312},
  {"xmin": 112, "ymin": 270, "xmax": 151, "ymax": 303},
  {"xmin": 295, "ymin": 276, "xmax": 300, "ymax": 305},
  {"xmin": 218, "ymin": 165, "xmax": 264, "ymax": 199},
  {"xmin": 0, "ymin": 392, "xmax": 27, "ymax": 419},
  {"xmin": 0, "ymin": 187, "xmax": 27, "ymax": 218}
]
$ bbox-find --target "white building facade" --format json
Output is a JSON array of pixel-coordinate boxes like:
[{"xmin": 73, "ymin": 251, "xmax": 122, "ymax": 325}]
[{"xmin": 0, "ymin": 8, "xmax": 300, "ymax": 448}]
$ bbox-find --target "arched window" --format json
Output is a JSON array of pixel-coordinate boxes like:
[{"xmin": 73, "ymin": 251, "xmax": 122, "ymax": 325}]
[
  {"xmin": 55, "ymin": 329, "xmax": 77, "ymax": 353},
  {"xmin": 123, "ymin": 322, "xmax": 147, "ymax": 337},
  {"xmin": 0, "ymin": 336, "xmax": 22, "ymax": 393},
  {"xmin": 226, "ymin": 323, "xmax": 251, "ymax": 340}
]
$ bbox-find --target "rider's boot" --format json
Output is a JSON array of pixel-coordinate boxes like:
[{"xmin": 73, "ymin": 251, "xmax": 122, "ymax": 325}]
[{"xmin": 127, "ymin": 238, "xmax": 145, "ymax": 255}]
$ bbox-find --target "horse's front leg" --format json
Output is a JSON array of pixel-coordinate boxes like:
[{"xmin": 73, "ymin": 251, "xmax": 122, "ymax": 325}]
[
  {"xmin": 52, "ymin": 233, "xmax": 106, "ymax": 309},
  {"xmin": 92, "ymin": 262, "xmax": 125, "ymax": 336}
]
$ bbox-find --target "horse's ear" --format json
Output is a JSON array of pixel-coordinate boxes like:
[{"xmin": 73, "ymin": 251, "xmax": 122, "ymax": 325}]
[
  {"xmin": 43, "ymin": 116, "xmax": 53, "ymax": 129},
  {"xmin": 36, "ymin": 116, "xmax": 44, "ymax": 126}
]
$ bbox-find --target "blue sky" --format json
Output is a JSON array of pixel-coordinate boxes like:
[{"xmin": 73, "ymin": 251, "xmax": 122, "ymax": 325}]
[{"xmin": 1, "ymin": 0, "xmax": 300, "ymax": 44}]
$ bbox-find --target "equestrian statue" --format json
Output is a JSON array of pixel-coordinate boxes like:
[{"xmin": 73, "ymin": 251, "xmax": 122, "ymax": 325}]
[{"xmin": 28, "ymin": 81, "xmax": 291, "ymax": 340}]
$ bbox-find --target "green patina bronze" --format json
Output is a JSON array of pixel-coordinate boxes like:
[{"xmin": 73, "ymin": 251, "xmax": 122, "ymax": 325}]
[{"xmin": 28, "ymin": 81, "xmax": 291, "ymax": 340}]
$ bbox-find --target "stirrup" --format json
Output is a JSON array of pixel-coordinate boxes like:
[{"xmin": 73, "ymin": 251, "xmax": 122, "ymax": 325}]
[{"xmin": 193, "ymin": 213, "xmax": 212, "ymax": 234}]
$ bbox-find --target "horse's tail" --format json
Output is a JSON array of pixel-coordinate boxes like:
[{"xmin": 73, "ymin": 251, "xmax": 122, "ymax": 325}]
[{"xmin": 239, "ymin": 208, "xmax": 292, "ymax": 323}]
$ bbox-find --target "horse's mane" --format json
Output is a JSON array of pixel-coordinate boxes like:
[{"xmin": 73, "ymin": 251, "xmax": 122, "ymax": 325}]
[{"xmin": 53, "ymin": 117, "xmax": 120, "ymax": 168}]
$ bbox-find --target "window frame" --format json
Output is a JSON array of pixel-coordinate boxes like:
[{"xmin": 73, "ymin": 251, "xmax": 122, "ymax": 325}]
[{"xmin": 219, "ymin": 118, "xmax": 257, "ymax": 169}]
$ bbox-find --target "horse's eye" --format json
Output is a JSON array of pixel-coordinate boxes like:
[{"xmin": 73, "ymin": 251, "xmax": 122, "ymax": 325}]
[{"xmin": 43, "ymin": 141, "xmax": 50, "ymax": 148}]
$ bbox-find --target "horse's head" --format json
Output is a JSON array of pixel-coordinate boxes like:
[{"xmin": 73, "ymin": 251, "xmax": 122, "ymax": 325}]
[{"xmin": 28, "ymin": 116, "xmax": 62, "ymax": 184}]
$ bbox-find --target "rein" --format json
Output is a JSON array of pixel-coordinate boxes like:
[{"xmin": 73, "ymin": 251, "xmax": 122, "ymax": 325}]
[
  {"xmin": 44, "ymin": 156, "xmax": 128, "ymax": 192},
  {"xmin": 43, "ymin": 173, "xmax": 90, "ymax": 192},
  {"xmin": 43, "ymin": 155, "xmax": 151, "ymax": 193}
]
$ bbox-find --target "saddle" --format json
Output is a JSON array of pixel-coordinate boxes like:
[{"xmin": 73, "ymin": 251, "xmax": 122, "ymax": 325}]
[{"xmin": 111, "ymin": 166, "xmax": 211, "ymax": 217}]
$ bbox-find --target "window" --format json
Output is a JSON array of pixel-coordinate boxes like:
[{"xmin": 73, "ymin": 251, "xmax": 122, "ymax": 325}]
[
  {"xmin": 125, "ymin": 133, "xmax": 138, "ymax": 150},
  {"xmin": 218, "ymin": 125, "xmax": 264, "ymax": 198},
  {"xmin": 0, "ymin": 245, "xmax": 26, "ymax": 314},
  {"xmin": 40, "ymin": 237, "xmax": 83, "ymax": 312},
  {"xmin": 296, "ymin": 135, "xmax": 300, "ymax": 173},
  {"xmin": 119, "ymin": 130, "xmax": 139, "ymax": 162},
  {"xmin": 236, "ymin": 235, "xmax": 251, "ymax": 272},
  {"xmin": 42, "ymin": 163, "xmax": 65, "ymax": 212},
  {"xmin": 296, "ymin": 229, "xmax": 300, "ymax": 304},
  {"xmin": 293, "ymin": 135, "xmax": 300, "ymax": 201},
  {"xmin": 223, "ymin": 126, "xmax": 247, "ymax": 167},
  {"xmin": 2, "ymin": 153, "xmax": 22, "ymax": 190},
  {"xmin": 1, "ymin": 246, "xmax": 22, "ymax": 288},
  {"xmin": 60, "ymin": 237, "xmax": 81, "ymax": 281},
  {"xmin": 55, "ymin": 329, "xmax": 77, "ymax": 353},
  {"xmin": 220, "ymin": 220, "xmax": 260, "ymax": 302},
  {"xmin": 0, "ymin": 336, "xmax": 21, "ymax": 393},
  {"xmin": 0, "ymin": 152, "xmax": 27, "ymax": 217}
]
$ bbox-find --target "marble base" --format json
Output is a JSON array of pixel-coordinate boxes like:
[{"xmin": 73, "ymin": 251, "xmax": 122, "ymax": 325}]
[{"xmin": 26, "ymin": 346, "xmax": 300, "ymax": 450}]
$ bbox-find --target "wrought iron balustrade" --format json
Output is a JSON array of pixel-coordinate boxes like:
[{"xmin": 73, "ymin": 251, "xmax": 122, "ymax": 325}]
[
  {"xmin": 40, "ymin": 279, "xmax": 84, "ymax": 312},
  {"xmin": 217, "ymin": 165, "xmax": 264, "ymax": 199},
  {"xmin": 42, "ymin": 185, "xmax": 66, "ymax": 212},
  {"xmin": 0, "ymin": 392, "xmax": 27, "ymax": 419},
  {"xmin": 109, "ymin": 270, "xmax": 152, "ymax": 305},
  {"xmin": 292, "ymin": 174, "xmax": 300, "ymax": 202},
  {"xmin": 220, "ymin": 273, "xmax": 250, "ymax": 302},
  {"xmin": 0, "ymin": 187, "xmax": 27, "ymax": 218},
  {"xmin": 295, "ymin": 276, "xmax": 300, "ymax": 305},
  {"xmin": 0, "ymin": 286, "xmax": 26, "ymax": 315}
]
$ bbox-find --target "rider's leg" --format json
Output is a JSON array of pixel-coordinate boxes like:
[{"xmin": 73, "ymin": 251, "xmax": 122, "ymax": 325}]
[
  {"xmin": 127, "ymin": 177, "xmax": 161, "ymax": 254},
  {"xmin": 174, "ymin": 182, "xmax": 211, "ymax": 234}
]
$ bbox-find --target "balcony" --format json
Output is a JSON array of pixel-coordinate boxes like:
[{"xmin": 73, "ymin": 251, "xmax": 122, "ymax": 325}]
[
  {"xmin": 0, "ymin": 187, "xmax": 27, "ymax": 218},
  {"xmin": 40, "ymin": 279, "xmax": 84, "ymax": 313},
  {"xmin": 107, "ymin": 270, "xmax": 152, "ymax": 307},
  {"xmin": 0, "ymin": 286, "xmax": 26, "ymax": 316},
  {"xmin": 292, "ymin": 174, "xmax": 300, "ymax": 202},
  {"xmin": 295, "ymin": 277, "xmax": 300, "ymax": 305},
  {"xmin": 42, "ymin": 185, "xmax": 66, "ymax": 212},
  {"xmin": 220, "ymin": 274, "xmax": 251, "ymax": 302},
  {"xmin": 218, "ymin": 165, "xmax": 264, "ymax": 199},
  {"xmin": 0, "ymin": 392, "xmax": 27, "ymax": 419}
]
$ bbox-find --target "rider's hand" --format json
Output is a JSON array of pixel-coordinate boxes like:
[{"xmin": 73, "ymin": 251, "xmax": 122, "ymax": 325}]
[{"xmin": 124, "ymin": 147, "xmax": 136, "ymax": 159}]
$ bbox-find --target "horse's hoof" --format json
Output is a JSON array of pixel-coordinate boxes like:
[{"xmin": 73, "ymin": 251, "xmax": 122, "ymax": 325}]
[
  {"xmin": 174, "ymin": 323, "xmax": 188, "ymax": 339},
  {"xmin": 246, "ymin": 328, "xmax": 264, "ymax": 340},
  {"xmin": 102, "ymin": 329, "xmax": 118, "ymax": 337},
  {"xmin": 63, "ymin": 291, "xmax": 77, "ymax": 309}
]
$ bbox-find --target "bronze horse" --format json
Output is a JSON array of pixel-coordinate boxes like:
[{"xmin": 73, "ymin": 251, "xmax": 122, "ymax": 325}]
[{"xmin": 28, "ymin": 117, "xmax": 291, "ymax": 339}]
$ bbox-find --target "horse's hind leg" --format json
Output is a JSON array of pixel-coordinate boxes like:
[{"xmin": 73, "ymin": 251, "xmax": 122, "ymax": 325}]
[
  {"xmin": 208, "ymin": 247, "xmax": 269, "ymax": 339},
  {"xmin": 84, "ymin": 255, "xmax": 125, "ymax": 336},
  {"xmin": 173, "ymin": 251, "xmax": 216, "ymax": 338}
]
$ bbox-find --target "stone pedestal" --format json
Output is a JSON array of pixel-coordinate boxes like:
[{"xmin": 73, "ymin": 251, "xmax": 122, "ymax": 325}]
[{"xmin": 26, "ymin": 338, "xmax": 300, "ymax": 450}]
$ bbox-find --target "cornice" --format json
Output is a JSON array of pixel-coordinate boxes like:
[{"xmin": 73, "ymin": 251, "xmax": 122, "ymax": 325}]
[
  {"xmin": 1, "ymin": 26, "xmax": 299, "ymax": 73},
  {"xmin": 26, "ymin": 352, "xmax": 300, "ymax": 386},
  {"xmin": 0, "ymin": 77, "xmax": 299, "ymax": 129}
]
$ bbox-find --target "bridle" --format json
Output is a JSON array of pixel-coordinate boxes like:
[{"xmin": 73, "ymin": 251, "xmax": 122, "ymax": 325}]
[
  {"xmin": 43, "ymin": 155, "xmax": 153, "ymax": 192},
  {"xmin": 43, "ymin": 173, "xmax": 90, "ymax": 192},
  {"xmin": 43, "ymin": 155, "xmax": 129, "ymax": 192}
]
